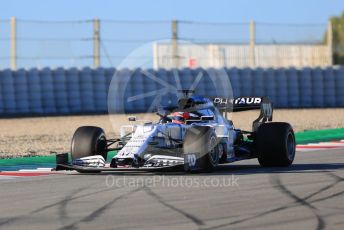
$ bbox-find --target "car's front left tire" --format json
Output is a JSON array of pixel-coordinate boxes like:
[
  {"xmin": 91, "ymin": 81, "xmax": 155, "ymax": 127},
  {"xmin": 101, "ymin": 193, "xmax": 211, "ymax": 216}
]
[{"xmin": 71, "ymin": 126, "xmax": 107, "ymax": 160}]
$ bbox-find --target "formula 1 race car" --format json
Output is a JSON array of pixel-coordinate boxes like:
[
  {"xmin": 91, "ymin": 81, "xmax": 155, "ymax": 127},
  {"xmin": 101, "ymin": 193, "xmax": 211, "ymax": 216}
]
[{"xmin": 56, "ymin": 92, "xmax": 296, "ymax": 173}]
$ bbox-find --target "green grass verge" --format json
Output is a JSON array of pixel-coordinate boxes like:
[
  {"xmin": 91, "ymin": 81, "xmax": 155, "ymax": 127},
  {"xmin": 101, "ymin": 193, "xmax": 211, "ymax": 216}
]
[
  {"xmin": 0, "ymin": 155, "xmax": 57, "ymax": 166},
  {"xmin": 0, "ymin": 151, "xmax": 117, "ymax": 167},
  {"xmin": 295, "ymin": 128, "xmax": 344, "ymax": 144},
  {"xmin": 1, "ymin": 128, "xmax": 344, "ymax": 168}
]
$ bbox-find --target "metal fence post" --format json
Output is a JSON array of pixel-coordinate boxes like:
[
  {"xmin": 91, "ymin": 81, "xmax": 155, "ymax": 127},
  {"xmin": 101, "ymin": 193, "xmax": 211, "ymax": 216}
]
[
  {"xmin": 93, "ymin": 18, "xmax": 100, "ymax": 68},
  {"xmin": 327, "ymin": 20, "xmax": 333, "ymax": 66},
  {"xmin": 249, "ymin": 20, "xmax": 256, "ymax": 68},
  {"xmin": 10, "ymin": 17, "xmax": 17, "ymax": 70},
  {"xmin": 172, "ymin": 20, "xmax": 179, "ymax": 68}
]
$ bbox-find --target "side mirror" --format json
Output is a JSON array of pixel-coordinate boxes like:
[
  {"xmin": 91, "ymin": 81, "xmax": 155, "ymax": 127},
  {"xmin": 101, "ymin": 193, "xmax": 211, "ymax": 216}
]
[
  {"xmin": 201, "ymin": 115, "xmax": 214, "ymax": 121},
  {"xmin": 156, "ymin": 109, "xmax": 168, "ymax": 117},
  {"xmin": 148, "ymin": 141, "xmax": 159, "ymax": 146},
  {"xmin": 128, "ymin": 116, "xmax": 136, "ymax": 122}
]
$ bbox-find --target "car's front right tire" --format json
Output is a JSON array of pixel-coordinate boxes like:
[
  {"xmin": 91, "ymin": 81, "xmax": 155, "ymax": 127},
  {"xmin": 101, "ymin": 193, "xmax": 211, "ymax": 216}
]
[{"xmin": 184, "ymin": 126, "xmax": 219, "ymax": 172}]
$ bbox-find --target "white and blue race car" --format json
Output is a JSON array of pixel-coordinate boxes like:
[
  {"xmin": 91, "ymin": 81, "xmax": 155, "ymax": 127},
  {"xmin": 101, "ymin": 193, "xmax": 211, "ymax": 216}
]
[{"xmin": 57, "ymin": 92, "xmax": 296, "ymax": 173}]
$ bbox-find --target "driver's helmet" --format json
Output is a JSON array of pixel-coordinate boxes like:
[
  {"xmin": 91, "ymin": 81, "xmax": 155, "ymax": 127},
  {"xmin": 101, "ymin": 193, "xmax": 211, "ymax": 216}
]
[{"xmin": 171, "ymin": 112, "xmax": 190, "ymax": 124}]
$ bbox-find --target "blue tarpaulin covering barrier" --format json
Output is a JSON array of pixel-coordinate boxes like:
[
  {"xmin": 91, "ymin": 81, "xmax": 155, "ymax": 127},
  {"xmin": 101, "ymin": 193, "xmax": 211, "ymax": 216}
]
[{"xmin": 0, "ymin": 66, "xmax": 343, "ymax": 115}]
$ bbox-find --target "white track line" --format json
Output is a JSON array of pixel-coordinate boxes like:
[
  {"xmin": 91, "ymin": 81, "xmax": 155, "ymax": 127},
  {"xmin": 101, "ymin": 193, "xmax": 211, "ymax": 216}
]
[
  {"xmin": 18, "ymin": 168, "xmax": 53, "ymax": 172},
  {"xmin": 297, "ymin": 139, "xmax": 344, "ymax": 151}
]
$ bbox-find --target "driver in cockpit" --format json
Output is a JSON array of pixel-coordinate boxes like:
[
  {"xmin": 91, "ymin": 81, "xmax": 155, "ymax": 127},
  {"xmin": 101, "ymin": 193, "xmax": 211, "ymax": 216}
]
[
  {"xmin": 158, "ymin": 109, "xmax": 202, "ymax": 124},
  {"xmin": 171, "ymin": 111, "xmax": 190, "ymax": 124}
]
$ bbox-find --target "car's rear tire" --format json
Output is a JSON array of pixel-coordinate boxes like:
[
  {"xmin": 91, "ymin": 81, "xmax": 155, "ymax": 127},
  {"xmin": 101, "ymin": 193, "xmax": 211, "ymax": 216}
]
[
  {"xmin": 184, "ymin": 126, "xmax": 219, "ymax": 172},
  {"xmin": 71, "ymin": 126, "xmax": 107, "ymax": 160},
  {"xmin": 255, "ymin": 122, "xmax": 295, "ymax": 167}
]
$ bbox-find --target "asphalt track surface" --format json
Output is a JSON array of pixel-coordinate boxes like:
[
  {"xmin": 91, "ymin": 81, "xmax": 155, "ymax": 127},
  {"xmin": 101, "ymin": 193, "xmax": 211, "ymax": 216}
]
[{"xmin": 0, "ymin": 149, "xmax": 343, "ymax": 230}]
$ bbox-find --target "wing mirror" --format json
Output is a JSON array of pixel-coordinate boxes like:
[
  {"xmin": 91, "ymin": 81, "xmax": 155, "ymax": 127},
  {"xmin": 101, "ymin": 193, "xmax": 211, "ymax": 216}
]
[
  {"xmin": 128, "ymin": 116, "xmax": 136, "ymax": 122},
  {"xmin": 148, "ymin": 141, "xmax": 159, "ymax": 146},
  {"xmin": 201, "ymin": 115, "xmax": 214, "ymax": 121},
  {"xmin": 156, "ymin": 109, "xmax": 168, "ymax": 117}
]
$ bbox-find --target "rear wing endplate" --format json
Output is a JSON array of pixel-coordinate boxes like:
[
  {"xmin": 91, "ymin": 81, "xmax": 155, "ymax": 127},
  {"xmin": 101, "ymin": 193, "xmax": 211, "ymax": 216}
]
[{"xmin": 213, "ymin": 97, "xmax": 273, "ymax": 131}]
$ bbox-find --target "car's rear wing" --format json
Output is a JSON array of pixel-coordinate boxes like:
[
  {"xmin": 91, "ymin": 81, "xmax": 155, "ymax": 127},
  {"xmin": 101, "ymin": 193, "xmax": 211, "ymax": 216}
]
[{"xmin": 213, "ymin": 97, "xmax": 273, "ymax": 131}]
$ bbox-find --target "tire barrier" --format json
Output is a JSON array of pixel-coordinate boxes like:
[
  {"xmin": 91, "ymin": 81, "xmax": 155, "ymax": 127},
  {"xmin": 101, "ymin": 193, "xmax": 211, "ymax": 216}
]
[
  {"xmin": 299, "ymin": 67, "xmax": 312, "ymax": 108},
  {"xmin": 53, "ymin": 68, "xmax": 69, "ymax": 113},
  {"xmin": 79, "ymin": 67, "xmax": 95, "ymax": 112},
  {"xmin": 28, "ymin": 68, "xmax": 43, "ymax": 113},
  {"xmin": 286, "ymin": 68, "xmax": 299, "ymax": 108},
  {"xmin": 0, "ymin": 66, "xmax": 343, "ymax": 115},
  {"xmin": 323, "ymin": 67, "xmax": 336, "ymax": 107},
  {"xmin": 66, "ymin": 68, "xmax": 81, "ymax": 113},
  {"xmin": 252, "ymin": 68, "xmax": 265, "ymax": 97},
  {"xmin": 0, "ymin": 69, "xmax": 16, "ymax": 113},
  {"xmin": 335, "ymin": 66, "xmax": 344, "ymax": 107},
  {"xmin": 312, "ymin": 68, "xmax": 324, "ymax": 107},
  {"xmin": 264, "ymin": 68, "xmax": 277, "ymax": 106},
  {"xmin": 40, "ymin": 68, "xmax": 56, "ymax": 114},
  {"xmin": 93, "ymin": 68, "xmax": 107, "ymax": 112}
]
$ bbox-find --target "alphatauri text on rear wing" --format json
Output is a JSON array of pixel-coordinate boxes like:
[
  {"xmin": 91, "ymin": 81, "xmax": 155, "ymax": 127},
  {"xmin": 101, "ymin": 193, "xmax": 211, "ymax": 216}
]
[{"xmin": 213, "ymin": 97, "xmax": 273, "ymax": 131}]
